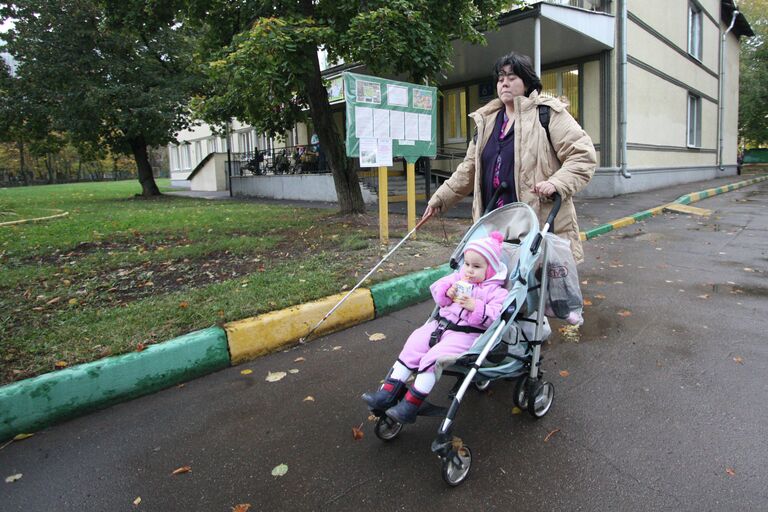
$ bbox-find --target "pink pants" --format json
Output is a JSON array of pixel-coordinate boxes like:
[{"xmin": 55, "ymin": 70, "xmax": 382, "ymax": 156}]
[{"xmin": 398, "ymin": 319, "xmax": 481, "ymax": 374}]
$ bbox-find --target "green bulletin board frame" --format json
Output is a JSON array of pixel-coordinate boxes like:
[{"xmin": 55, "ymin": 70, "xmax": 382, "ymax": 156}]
[{"xmin": 344, "ymin": 72, "xmax": 437, "ymax": 164}]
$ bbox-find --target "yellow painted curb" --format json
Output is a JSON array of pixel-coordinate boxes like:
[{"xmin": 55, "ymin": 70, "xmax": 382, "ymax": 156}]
[
  {"xmin": 664, "ymin": 203, "xmax": 712, "ymax": 216},
  {"xmin": 225, "ymin": 289, "xmax": 375, "ymax": 364},
  {"xmin": 610, "ymin": 217, "xmax": 636, "ymax": 230}
]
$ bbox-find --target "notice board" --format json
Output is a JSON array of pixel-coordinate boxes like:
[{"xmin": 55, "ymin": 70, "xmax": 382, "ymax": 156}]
[{"xmin": 344, "ymin": 72, "xmax": 437, "ymax": 167}]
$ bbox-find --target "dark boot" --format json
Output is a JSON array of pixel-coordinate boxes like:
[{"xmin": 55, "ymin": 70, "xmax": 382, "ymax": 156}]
[
  {"xmin": 385, "ymin": 388, "xmax": 428, "ymax": 424},
  {"xmin": 362, "ymin": 378, "xmax": 405, "ymax": 412}
]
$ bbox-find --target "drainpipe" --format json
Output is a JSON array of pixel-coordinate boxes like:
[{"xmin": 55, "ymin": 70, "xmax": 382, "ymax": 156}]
[
  {"xmin": 534, "ymin": 13, "xmax": 541, "ymax": 76},
  {"xmin": 617, "ymin": 0, "xmax": 630, "ymax": 178},
  {"xmin": 718, "ymin": 9, "xmax": 739, "ymax": 172}
]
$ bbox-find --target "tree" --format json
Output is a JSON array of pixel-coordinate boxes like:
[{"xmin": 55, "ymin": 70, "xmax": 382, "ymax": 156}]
[
  {"xmin": 0, "ymin": 0, "xmax": 200, "ymax": 196},
  {"xmin": 738, "ymin": 0, "xmax": 768, "ymax": 147},
  {"xmin": 188, "ymin": 0, "xmax": 517, "ymax": 214}
]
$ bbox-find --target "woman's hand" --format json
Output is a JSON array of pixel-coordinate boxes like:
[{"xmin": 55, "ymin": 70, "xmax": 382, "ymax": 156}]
[
  {"xmin": 454, "ymin": 295, "xmax": 476, "ymax": 311},
  {"xmin": 421, "ymin": 205, "xmax": 437, "ymax": 222},
  {"xmin": 532, "ymin": 181, "xmax": 557, "ymax": 197}
]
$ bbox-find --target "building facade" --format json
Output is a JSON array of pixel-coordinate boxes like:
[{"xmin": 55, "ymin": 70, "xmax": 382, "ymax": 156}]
[{"xmin": 169, "ymin": 0, "xmax": 752, "ymax": 197}]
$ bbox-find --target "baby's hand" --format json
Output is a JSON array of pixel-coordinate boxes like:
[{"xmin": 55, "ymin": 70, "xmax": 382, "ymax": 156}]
[
  {"xmin": 446, "ymin": 284, "xmax": 457, "ymax": 300},
  {"xmin": 454, "ymin": 295, "xmax": 476, "ymax": 311}
]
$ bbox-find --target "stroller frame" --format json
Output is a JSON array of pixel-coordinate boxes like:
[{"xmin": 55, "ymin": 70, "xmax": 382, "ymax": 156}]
[{"xmin": 372, "ymin": 194, "xmax": 563, "ymax": 486}]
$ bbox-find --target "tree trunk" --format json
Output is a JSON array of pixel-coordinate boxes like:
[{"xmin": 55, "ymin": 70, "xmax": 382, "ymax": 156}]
[
  {"xmin": 302, "ymin": 46, "xmax": 365, "ymax": 214},
  {"xmin": 129, "ymin": 135, "xmax": 161, "ymax": 196},
  {"xmin": 45, "ymin": 154, "xmax": 55, "ymax": 184},
  {"xmin": 18, "ymin": 141, "xmax": 29, "ymax": 186}
]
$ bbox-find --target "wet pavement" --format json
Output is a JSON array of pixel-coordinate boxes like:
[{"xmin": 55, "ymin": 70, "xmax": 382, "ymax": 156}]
[{"xmin": 2, "ymin": 178, "xmax": 767, "ymax": 511}]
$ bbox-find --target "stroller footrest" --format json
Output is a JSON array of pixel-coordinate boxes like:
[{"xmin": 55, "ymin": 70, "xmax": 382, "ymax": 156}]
[{"xmin": 418, "ymin": 401, "xmax": 447, "ymax": 417}]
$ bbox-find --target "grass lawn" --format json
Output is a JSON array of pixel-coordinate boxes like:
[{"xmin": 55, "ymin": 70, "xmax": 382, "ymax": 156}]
[{"xmin": 0, "ymin": 179, "xmax": 466, "ymax": 384}]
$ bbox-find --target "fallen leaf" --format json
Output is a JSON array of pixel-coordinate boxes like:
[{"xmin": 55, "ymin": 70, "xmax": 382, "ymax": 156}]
[
  {"xmin": 289, "ymin": 369, "xmax": 299, "ymax": 374},
  {"xmin": 68, "ymin": 298, "xmax": 78, "ymax": 306},
  {"xmin": 733, "ymin": 356, "xmax": 744, "ymax": 365},
  {"xmin": 332, "ymin": 346, "xmax": 342, "ymax": 351},
  {"xmin": 172, "ymin": 466, "xmax": 191, "ymax": 475},
  {"xmin": 46, "ymin": 296, "xmax": 61, "ymax": 305},
  {"xmin": 54, "ymin": 361, "xmax": 68, "ymax": 369},
  {"xmin": 232, "ymin": 505, "xmax": 251, "ymax": 512},
  {"xmin": 240, "ymin": 369, "xmax": 253, "ymax": 375},
  {"xmin": 12, "ymin": 433, "xmax": 33, "ymax": 441},
  {"xmin": 511, "ymin": 407, "xmax": 522, "ymax": 415},
  {"xmin": 613, "ymin": 281, "xmax": 624, "ymax": 285},
  {"xmin": 583, "ymin": 298, "xmax": 592, "ymax": 306},
  {"xmin": 595, "ymin": 294, "xmax": 606, "ymax": 299},
  {"xmin": 5, "ymin": 473, "xmax": 22, "ymax": 483},
  {"xmin": 544, "ymin": 428, "xmax": 561, "ymax": 442},
  {"xmin": 697, "ymin": 294, "xmax": 710, "ymax": 299},
  {"xmin": 559, "ymin": 370, "xmax": 570, "ymax": 377},
  {"xmin": 133, "ymin": 497, "xmax": 142, "ymax": 506},
  {"xmin": 725, "ymin": 467, "xmax": 736, "ymax": 476},
  {"xmin": 135, "ymin": 343, "xmax": 146, "ymax": 352},
  {"xmin": 294, "ymin": 357, "xmax": 305, "ymax": 363},
  {"xmin": 179, "ymin": 301, "xmax": 189, "ymax": 309},
  {"xmin": 617, "ymin": 310, "xmax": 632, "ymax": 317},
  {"xmin": 352, "ymin": 424, "xmax": 364, "ymax": 441},
  {"xmin": 265, "ymin": 371, "xmax": 287, "ymax": 382},
  {"xmin": 367, "ymin": 332, "xmax": 387, "ymax": 342},
  {"xmin": 743, "ymin": 267, "xmax": 754, "ymax": 273},
  {"xmin": 303, "ymin": 396, "xmax": 315, "ymax": 402},
  {"xmin": 271, "ymin": 464, "xmax": 288, "ymax": 477}
]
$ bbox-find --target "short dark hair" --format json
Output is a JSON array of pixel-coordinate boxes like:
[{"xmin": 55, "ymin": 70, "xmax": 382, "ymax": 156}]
[{"xmin": 493, "ymin": 52, "xmax": 542, "ymax": 96}]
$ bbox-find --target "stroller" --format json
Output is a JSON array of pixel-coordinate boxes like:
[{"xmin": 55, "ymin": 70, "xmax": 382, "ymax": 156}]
[{"xmin": 369, "ymin": 193, "xmax": 563, "ymax": 486}]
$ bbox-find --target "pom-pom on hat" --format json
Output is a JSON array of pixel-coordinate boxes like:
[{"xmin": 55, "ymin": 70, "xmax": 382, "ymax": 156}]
[{"xmin": 464, "ymin": 231, "xmax": 504, "ymax": 278}]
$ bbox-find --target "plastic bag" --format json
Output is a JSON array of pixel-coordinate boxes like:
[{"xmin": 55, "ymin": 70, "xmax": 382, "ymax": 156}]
[{"xmin": 544, "ymin": 233, "xmax": 583, "ymax": 325}]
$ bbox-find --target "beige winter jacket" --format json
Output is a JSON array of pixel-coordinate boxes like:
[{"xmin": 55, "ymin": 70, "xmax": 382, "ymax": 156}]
[{"xmin": 427, "ymin": 92, "xmax": 596, "ymax": 262}]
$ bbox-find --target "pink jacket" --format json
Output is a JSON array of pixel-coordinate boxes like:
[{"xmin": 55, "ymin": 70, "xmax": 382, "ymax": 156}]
[{"xmin": 429, "ymin": 271, "xmax": 508, "ymax": 329}]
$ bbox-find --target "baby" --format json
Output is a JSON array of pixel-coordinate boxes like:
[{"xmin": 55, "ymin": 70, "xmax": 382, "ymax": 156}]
[{"xmin": 362, "ymin": 231, "xmax": 509, "ymax": 424}]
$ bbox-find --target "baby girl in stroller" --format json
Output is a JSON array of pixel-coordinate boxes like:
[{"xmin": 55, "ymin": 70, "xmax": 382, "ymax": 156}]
[{"xmin": 362, "ymin": 231, "xmax": 509, "ymax": 423}]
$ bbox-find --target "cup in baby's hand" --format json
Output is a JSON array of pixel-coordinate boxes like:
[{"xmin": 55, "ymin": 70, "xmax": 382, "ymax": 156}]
[{"xmin": 455, "ymin": 280, "xmax": 473, "ymax": 299}]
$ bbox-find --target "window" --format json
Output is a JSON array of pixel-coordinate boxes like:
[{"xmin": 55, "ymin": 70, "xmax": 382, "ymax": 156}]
[
  {"xmin": 541, "ymin": 65, "xmax": 580, "ymax": 121},
  {"xmin": 687, "ymin": 93, "xmax": 702, "ymax": 147},
  {"xmin": 169, "ymin": 145, "xmax": 180, "ymax": 171},
  {"xmin": 442, "ymin": 88, "xmax": 467, "ymax": 144},
  {"xmin": 181, "ymin": 143, "xmax": 192, "ymax": 169},
  {"xmin": 194, "ymin": 141, "xmax": 202, "ymax": 164},
  {"xmin": 207, "ymin": 137, "xmax": 216, "ymax": 155},
  {"xmin": 688, "ymin": 2, "xmax": 702, "ymax": 60},
  {"xmin": 238, "ymin": 131, "xmax": 253, "ymax": 154}
]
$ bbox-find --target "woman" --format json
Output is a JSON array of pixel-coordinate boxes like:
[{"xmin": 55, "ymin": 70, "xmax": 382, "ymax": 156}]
[{"xmin": 422, "ymin": 52, "xmax": 596, "ymax": 262}]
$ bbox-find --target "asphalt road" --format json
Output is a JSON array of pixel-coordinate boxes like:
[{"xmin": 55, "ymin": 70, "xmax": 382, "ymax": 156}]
[{"xmin": 2, "ymin": 181, "xmax": 766, "ymax": 511}]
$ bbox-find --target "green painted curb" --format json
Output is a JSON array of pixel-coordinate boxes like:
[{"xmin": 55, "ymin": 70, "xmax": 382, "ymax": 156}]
[
  {"xmin": 370, "ymin": 264, "xmax": 452, "ymax": 316},
  {"xmin": 581, "ymin": 175, "xmax": 768, "ymax": 240},
  {"xmin": 0, "ymin": 326, "xmax": 229, "ymax": 441}
]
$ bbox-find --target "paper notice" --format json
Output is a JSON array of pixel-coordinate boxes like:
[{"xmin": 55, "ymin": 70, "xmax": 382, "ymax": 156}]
[
  {"xmin": 387, "ymin": 85, "xmax": 409, "ymax": 107},
  {"xmin": 359, "ymin": 138, "xmax": 378, "ymax": 167},
  {"xmin": 377, "ymin": 139, "xmax": 393, "ymax": 166},
  {"xmin": 389, "ymin": 110, "xmax": 405, "ymax": 140},
  {"xmin": 355, "ymin": 107, "xmax": 374, "ymax": 139},
  {"xmin": 404, "ymin": 112, "xmax": 419, "ymax": 140},
  {"xmin": 418, "ymin": 114, "xmax": 432, "ymax": 141},
  {"xmin": 373, "ymin": 108, "xmax": 390, "ymax": 139},
  {"xmin": 358, "ymin": 138, "xmax": 393, "ymax": 167}
]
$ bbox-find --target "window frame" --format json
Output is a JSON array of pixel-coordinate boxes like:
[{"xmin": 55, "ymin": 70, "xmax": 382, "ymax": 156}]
[
  {"xmin": 687, "ymin": 93, "xmax": 702, "ymax": 148},
  {"xmin": 687, "ymin": 2, "xmax": 703, "ymax": 61},
  {"xmin": 441, "ymin": 87, "xmax": 468, "ymax": 145}
]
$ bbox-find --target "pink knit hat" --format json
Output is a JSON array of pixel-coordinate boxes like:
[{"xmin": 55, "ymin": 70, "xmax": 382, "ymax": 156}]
[{"xmin": 464, "ymin": 231, "xmax": 504, "ymax": 279}]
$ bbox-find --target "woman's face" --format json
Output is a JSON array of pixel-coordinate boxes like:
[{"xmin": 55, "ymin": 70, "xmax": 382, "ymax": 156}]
[{"xmin": 496, "ymin": 65, "xmax": 526, "ymax": 106}]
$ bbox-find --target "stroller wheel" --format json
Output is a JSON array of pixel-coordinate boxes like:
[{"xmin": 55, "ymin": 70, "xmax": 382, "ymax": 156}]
[
  {"xmin": 441, "ymin": 445, "xmax": 472, "ymax": 486},
  {"xmin": 513, "ymin": 376, "xmax": 529, "ymax": 409},
  {"xmin": 374, "ymin": 415, "xmax": 403, "ymax": 441},
  {"xmin": 473, "ymin": 380, "xmax": 491, "ymax": 392},
  {"xmin": 528, "ymin": 380, "xmax": 555, "ymax": 418}
]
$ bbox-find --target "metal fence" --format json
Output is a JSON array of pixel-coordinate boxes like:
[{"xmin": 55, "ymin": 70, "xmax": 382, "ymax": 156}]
[{"xmin": 226, "ymin": 146, "xmax": 330, "ymax": 177}]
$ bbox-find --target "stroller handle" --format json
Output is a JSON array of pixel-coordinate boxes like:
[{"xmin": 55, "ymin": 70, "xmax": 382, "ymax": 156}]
[{"xmin": 531, "ymin": 192, "xmax": 562, "ymax": 254}]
